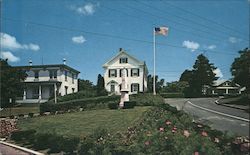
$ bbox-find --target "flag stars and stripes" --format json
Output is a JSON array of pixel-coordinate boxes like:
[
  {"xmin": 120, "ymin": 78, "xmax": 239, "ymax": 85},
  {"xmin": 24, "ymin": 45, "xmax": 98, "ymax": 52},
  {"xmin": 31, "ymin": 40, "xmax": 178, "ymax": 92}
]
[{"xmin": 155, "ymin": 27, "xmax": 169, "ymax": 35}]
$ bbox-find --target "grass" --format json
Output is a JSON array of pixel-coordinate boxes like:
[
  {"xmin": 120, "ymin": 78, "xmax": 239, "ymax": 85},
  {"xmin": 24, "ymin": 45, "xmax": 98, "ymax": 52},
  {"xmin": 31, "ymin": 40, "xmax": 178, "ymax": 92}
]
[
  {"xmin": 0, "ymin": 106, "xmax": 40, "ymax": 117},
  {"xmin": 18, "ymin": 106, "xmax": 151, "ymax": 139}
]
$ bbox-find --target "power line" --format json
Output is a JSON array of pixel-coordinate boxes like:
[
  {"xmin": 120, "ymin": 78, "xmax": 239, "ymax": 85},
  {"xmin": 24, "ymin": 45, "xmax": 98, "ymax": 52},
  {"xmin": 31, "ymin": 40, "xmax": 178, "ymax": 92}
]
[
  {"xmin": 163, "ymin": 1, "xmax": 248, "ymax": 38},
  {"xmin": 2, "ymin": 17, "xmax": 237, "ymax": 56},
  {"xmin": 135, "ymin": 0, "xmax": 248, "ymax": 42},
  {"xmin": 127, "ymin": 1, "xmax": 248, "ymax": 43}
]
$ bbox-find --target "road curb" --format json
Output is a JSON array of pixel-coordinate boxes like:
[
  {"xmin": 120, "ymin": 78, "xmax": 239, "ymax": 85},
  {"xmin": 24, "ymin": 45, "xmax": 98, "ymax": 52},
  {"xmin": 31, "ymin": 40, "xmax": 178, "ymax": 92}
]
[
  {"xmin": 187, "ymin": 101, "xmax": 250, "ymax": 122},
  {"xmin": 215, "ymin": 99, "xmax": 249, "ymax": 111},
  {"xmin": 0, "ymin": 141, "xmax": 44, "ymax": 155}
]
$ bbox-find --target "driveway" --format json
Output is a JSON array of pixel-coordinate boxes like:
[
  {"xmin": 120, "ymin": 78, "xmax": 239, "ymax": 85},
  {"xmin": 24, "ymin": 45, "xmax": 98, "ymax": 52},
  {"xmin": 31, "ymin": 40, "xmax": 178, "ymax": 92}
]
[{"xmin": 165, "ymin": 98, "xmax": 250, "ymax": 136}]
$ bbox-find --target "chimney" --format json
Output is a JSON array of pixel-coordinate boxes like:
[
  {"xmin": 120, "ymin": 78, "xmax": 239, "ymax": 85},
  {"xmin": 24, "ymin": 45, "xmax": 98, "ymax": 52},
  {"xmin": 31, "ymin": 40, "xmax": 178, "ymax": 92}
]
[
  {"xmin": 63, "ymin": 58, "xmax": 66, "ymax": 65},
  {"xmin": 119, "ymin": 48, "xmax": 123, "ymax": 52},
  {"xmin": 29, "ymin": 60, "xmax": 32, "ymax": 66}
]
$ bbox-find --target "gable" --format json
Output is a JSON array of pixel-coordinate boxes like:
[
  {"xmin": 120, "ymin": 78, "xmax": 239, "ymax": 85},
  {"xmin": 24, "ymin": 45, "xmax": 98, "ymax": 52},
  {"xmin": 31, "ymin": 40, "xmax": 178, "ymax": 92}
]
[
  {"xmin": 103, "ymin": 51, "xmax": 144, "ymax": 67},
  {"xmin": 216, "ymin": 80, "xmax": 240, "ymax": 88}
]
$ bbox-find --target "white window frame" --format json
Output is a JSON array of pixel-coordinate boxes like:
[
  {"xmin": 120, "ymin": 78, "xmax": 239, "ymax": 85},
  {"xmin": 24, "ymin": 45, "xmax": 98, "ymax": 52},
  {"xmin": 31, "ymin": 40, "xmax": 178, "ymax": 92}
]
[
  {"xmin": 131, "ymin": 68, "xmax": 139, "ymax": 77},
  {"xmin": 109, "ymin": 69, "xmax": 117, "ymax": 77},
  {"xmin": 131, "ymin": 83, "xmax": 139, "ymax": 92},
  {"xmin": 120, "ymin": 57, "xmax": 128, "ymax": 64}
]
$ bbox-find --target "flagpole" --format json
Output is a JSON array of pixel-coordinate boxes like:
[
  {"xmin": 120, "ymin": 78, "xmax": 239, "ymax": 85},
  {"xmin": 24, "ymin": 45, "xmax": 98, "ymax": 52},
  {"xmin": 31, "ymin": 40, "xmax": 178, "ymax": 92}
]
[{"xmin": 153, "ymin": 28, "xmax": 156, "ymax": 95}]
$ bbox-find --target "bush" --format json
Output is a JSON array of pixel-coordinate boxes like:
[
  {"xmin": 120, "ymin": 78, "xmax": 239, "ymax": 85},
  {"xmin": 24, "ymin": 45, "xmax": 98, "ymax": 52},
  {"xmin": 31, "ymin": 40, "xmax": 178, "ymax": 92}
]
[
  {"xmin": 11, "ymin": 130, "xmax": 36, "ymax": 142},
  {"xmin": 108, "ymin": 102, "xmax": 118, "ymax": 109},
  {"xmin": 130, "ymin": 93, "xmax": 163, "ymax": 106},
  {"xmin": 28, "ymin": 113, "xmax": 34, "ymax": 117},
  {"xmin": 61, "ymin": 137, "xmax": 80, "ymax": 154},
  {"xmin": 160, "ymin": 93, "xmax": 184, "ymax": 98},
  {"xmin": 40, "ymin": 95, "xmax": 120, "ymax": 113},
  {"xmin": 123, "ymin": 101, "xmax": 136, "ymax": 109}
]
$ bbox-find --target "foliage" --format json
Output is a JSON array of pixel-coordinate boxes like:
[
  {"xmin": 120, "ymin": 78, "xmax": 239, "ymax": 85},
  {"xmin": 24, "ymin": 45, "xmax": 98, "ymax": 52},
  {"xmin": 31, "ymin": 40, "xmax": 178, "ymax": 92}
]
[
  {"xmin": 147, "ymin": 74, "xmax": 165, "ymax": 93},
  {"xmin": 161, "ymin": 81, "xmax": 189, "ymax": 93},
  {"xmin": 78, "ymin": 78, "xmax": 95, "ymax": 92},
  {"xmin": 160, "ymin": 92, "xmax": 185, "ymax": 98},
  {"xmin": 0, "ymin": 59, "xmax": 27, "ymax": 108},
  {"xmin": 180, "ymin": 54, "xmax": 218, "ymax": 97},
  {"xmin": 130, "ymin": 93, "xmax": 164, "ymax": 106},
  {"xmin": 57, "ymin": 90, "xmax": 97, "ymax": 102},
  {"xmin": 231, "ymin": 48, "xmax": 250, "ymax": 93},
  {"xmin": 96, "ymin": 74, "xmax": 107, "ymax": 96},
  {"xmin": 108, "ymin": 101, "xmax": 119, "ymax": 109},
  {"xmin": 123, "ymin": 101, "xmax": 136, "ymax": 109},
  {"xmin": 41, "ymin": 95, "xmax": 120, "ymax": 113}
]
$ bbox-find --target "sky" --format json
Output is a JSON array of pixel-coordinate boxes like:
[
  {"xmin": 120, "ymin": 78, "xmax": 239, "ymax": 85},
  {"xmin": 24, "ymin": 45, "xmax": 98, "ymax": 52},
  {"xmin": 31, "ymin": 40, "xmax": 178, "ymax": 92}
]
[{"xmin": 1, "ymin": 0, "xmax": 249, "ymax": 84}]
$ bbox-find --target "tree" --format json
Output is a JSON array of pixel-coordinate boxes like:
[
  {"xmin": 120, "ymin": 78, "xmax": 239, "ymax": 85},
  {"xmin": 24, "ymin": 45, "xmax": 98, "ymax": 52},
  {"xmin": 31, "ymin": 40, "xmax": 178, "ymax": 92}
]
[
  {"xmin": 78, "ymin": 79, "xmax": 95, "ymax": 92},
  {"xmin": 0, "ymin": 59, "xmax": 27, "ymax": 108},
  {"xmin": 181, "ymin": 54, "xmax": 218, "ymax": 97},
  {"xmin": 231, "ymin": 48, "xmax": 250, "ymax": 93},
  {"xmin": 147, "ymin": 74, "xmax": 165, "ymax": 93},
  {"xmin": 162, "ymin": 81, "xmax": 189, "ymax": 93},
  {"xmin": 96, "ymin": 74, "xmax": 107, "ymax": 96}
]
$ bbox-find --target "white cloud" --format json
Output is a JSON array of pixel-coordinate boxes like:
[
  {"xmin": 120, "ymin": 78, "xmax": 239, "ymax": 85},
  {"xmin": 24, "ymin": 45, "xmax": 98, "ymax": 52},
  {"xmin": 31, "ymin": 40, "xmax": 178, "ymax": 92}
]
[
  {"xmin": 72, "ymin": 3, "xmax": 98, "ymax": 15},
  {"xmin": 72, "ymin": 35, "xmax": 86, "ymax": 44},
  {"xmin": 0, "ymin": 32, "xmax": 40, "ymax": 51},
  {"xmin": 182, "ymin": 40, "xmax": 200, "ymax": 51},
  {"xmin": 213, "ymin": 68, "xmax": 223, "ymax": 78},
  {"xmin": 228, "ymin": 37, "xmax": 241, "ymax": 43},
  {"xmin": 0, "ymin": 51, "xmax": 20, "ymax": 62},
  {"xmin": 207, "ymin": 45, "xmax": 216, "ymax": 50}
]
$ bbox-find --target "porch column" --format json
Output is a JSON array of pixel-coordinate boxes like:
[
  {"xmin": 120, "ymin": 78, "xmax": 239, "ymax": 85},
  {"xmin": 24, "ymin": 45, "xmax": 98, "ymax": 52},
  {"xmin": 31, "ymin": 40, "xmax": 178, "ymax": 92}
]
[
  {"xmin": 39, "ymin": 85, "xmax": 42, "ymax": 99},
  {"xmin": 23, "ymin": 89, "xmax": 26, "ymax": 100},
  {"xmin": 212, "ymin": 90, "xmax": 215, "ymax": 95},
  {"xmin": 54, "ymin": 83, "xmax": 57, "ymax": 103},
  {"xmin": 226, "ymin": 89, "xmax": 228, "ymax": 94}
]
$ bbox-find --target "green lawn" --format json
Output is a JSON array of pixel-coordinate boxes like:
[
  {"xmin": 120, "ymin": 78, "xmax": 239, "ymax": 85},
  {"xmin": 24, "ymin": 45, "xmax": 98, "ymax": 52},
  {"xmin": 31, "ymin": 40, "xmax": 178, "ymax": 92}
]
[
  {"xmin": 18, "ymin": 107, "xmax": 151, "ymax": 139},
  {"xmin": 0, "ymin": 106, "xmax": 40, "ymax": 117}
]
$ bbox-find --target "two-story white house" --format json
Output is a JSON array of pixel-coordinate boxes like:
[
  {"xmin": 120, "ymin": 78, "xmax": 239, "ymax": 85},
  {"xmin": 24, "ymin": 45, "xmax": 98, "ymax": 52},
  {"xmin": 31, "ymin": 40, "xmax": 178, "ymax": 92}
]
[
  {"xmin": 15, "ymin": 61, "xmax": 80, "ymax": 103},
  {"xmin": 103, "ymin": 48, "xmax": 148, "ymax": 95}
]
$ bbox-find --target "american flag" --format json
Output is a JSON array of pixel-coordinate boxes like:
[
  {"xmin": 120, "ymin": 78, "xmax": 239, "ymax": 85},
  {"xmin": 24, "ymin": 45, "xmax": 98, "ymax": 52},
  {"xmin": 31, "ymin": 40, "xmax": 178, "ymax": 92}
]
[{"xmin": 155, "ymin": 27, "xmax": 169, "ymax": 35}]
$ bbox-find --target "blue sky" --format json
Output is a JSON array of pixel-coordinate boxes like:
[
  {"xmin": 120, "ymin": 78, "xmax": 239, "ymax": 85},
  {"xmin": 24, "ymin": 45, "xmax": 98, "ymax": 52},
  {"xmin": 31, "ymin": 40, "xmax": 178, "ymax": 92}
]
[{"xmin": 1, "ymin": 0, "xmax": 249, "ymax": 84}]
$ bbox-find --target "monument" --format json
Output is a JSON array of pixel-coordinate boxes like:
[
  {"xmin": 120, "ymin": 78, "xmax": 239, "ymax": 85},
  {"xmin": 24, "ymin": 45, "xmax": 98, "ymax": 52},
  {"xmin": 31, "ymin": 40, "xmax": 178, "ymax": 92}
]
[{"xmin": 119, "ymin": 68, "xmax": 129, "ymax": 108}]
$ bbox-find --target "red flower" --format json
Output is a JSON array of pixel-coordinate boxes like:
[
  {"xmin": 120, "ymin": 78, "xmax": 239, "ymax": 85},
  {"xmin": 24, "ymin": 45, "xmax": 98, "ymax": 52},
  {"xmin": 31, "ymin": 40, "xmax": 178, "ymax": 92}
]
[
  {"xmin": 172, "ymin": 127, "xmax": 177, "ymax": 133},
  {"xmin": 201, "ymin": 131, "xmax": 208, "ymax": 137},
  {"xmin": 165, "ymin": 120, "xmax": 172, "ymax": 125}
]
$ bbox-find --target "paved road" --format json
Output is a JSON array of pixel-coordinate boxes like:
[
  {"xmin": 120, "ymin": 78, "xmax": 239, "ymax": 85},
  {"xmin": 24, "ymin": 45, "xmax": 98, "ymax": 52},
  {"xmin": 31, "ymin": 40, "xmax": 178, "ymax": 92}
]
[{"xmin": 165, "ymin": 98, "xmax": 250, "ymax": 136}]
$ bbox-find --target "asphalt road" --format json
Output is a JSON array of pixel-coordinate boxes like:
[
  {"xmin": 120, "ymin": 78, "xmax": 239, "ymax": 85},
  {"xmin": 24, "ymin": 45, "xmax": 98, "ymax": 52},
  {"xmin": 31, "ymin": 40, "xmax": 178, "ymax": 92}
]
[{"xmin": 165, "ymin": 98, "xmax": 250, "ymax": 136}]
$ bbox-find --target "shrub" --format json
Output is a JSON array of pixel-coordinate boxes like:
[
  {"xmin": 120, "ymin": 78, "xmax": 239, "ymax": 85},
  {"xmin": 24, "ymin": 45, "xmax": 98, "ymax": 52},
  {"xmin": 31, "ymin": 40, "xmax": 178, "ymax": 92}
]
[
  {"xmin": 123, "ymin": 101, "xmax": 136, "ymax": 109},
  {"xmin": 18, "ymin": 114, "xmax": 24, "ymax": 117},
  {"xmin": 130, "ymin": 93, "xmax": 163, "ymax": 106},
  {"xmin": 10, "ymin": 115, "xmax": 14, "ymax": 119},
  {"xmin": 160, "ymin": 93, "xmax": 184, "ymax": 98},
  {"xmin": 28, "ymin": 113, "xmax": 34, "ymax": 117},
  {"xmin": 11, "ymin": 130, "xmax": 36, "ymax": 142},
  {"xmin": 108, "ymin": 102, "xmax": 118, "ymax": 109},
  {"xmin": 61, "ymin": 137, "xmax": 80, "ymax": 154},
  {"xmin": 40, "ymin": 95, "xmax": 120, "ymax": 113}
]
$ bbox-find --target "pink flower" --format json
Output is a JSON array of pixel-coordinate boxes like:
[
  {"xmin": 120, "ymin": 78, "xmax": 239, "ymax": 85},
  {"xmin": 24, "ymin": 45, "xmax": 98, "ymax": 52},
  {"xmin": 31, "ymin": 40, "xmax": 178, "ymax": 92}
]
[
  {"xmin": 144, "ymin": 141, "xmax": 150, "ymax": 146},
  {"xmin": 165, "ymin": 120, "xmax": 172, "ymax": 125},
  {"xmin": 159, "ymin": 127, "xmax": 164, "ymax": 132},
  {"xmin": 194, "ymin": 152, "xmax": 199, "ymax": 155},
  {"xmin": 183, "ymin": 130, "xmax": 190, "ymax": 137},
  {"xmin": 201, "ymin": 131, "xmax": 208, "ymax": 137},
  {"xmin": 172, "ymin": 127, "xmax": 177, "ymax": 133}
]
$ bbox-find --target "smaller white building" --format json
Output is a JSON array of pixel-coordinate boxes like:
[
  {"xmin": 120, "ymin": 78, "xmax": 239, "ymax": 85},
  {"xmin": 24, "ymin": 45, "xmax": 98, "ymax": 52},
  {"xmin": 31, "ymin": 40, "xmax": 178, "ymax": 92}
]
[
  {"xmin": 15, "ymin": 62, "xmax": 80, "ymax": 103},
  {"xmin": 103, "ymin": 48, "xmax": 148, "ymax": 95}
]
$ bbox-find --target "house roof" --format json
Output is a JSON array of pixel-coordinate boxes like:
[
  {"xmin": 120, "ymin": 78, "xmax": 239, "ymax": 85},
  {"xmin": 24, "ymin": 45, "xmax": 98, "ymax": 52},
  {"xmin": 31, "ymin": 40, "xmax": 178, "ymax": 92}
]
[
  {"xmin": 14, "ymin": 64, "xmax": 80, "ymax": 74},
  {"xmin": 102, "ymin": 49, "xmax": 145, "ymax": 67},
  {"xmin": 212, "ymin": 80, "xmax": 241, "ymax": 87}
]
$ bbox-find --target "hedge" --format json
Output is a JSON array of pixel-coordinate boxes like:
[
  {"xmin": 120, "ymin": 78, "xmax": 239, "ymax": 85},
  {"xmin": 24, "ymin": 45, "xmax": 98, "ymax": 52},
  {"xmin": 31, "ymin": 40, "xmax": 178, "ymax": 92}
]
[
  {"xmin": 130, "ymin": 93, "xmax": 164, "ymax": 106},
  {"xmin": 123, "ymin": 101, "xmax": 136, "ymax": 109},
  {"xmin": 40, "ymin": 95, "xmax": 120, "ymax": 113},
  {"xmin": 160, "ymin": 93, "xmax": 185, "ymax": 98}
]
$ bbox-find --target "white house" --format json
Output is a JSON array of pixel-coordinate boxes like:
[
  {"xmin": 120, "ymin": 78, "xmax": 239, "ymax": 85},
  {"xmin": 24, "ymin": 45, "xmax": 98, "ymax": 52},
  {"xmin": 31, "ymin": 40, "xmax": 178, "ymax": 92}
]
[
  {"xmin": 203, "ymin": 80, "xmax": 245, "ymax": 96},
  {"xmin": 15, "ymin": 61, "xmax": 80, "ymax": 103},
  {"xmin": 103, "ymin": 48, "xmax": 148, "ymax": 95}
]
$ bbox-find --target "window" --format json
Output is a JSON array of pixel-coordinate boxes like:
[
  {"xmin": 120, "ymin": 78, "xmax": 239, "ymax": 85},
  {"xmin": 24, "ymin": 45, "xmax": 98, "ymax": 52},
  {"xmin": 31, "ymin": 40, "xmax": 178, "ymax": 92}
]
[
  {"xmin": 131, "ymin": 83, "xmax": 139, "ymax": 92},
  {"xmin": 72, "ymin": 88, "xmax": 75, "ymax": 93},
  {"xmin": 65, "ymin": 71, "xmax": 68, "ymax": 81},
  {"xmin": 34, "ymin": 71, "xmax": 39, "ymax": 79},
  {"xmin": 72, "ymin": 73, "xmax": 74, "ymax": 84},
  {"xmin": 65, "ymin": 86, "xmax": 68, "ymax": 95},
  {"xmin": 119, "ymin": 57, "xmax": 128, "ymax": 64},
  {"xmin": 131, "ymin": 68, "xmax": 140, "ymax": 77},
  {"xmin": 119, "ymin": 69, "xmax": 128, "ymax": 77},
  {"xmin": 110, "ymin": 84, "xmax": 115, "ymax": 92},
  {"xmin": 50, "ymin": 70, "xmax": 57, "ymax": 79},
  {"xmin": 109, "ymin": 69, "xmax": 117, "ymax": 77}
]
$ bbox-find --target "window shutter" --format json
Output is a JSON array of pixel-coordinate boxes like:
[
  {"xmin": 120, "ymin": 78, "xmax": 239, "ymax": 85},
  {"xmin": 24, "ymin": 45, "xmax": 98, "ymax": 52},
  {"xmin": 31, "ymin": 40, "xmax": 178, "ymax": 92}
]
[
  {"xmin": 131, "ymin": 69, "xmax": 133, "ymax": 77},
  {"xmin": 131, "ymin": 84, "xmax": 133, "ymax": 92},
  {"xmin": 137, "ymin": 69, "xmax": 140, "ymax": 76},
  {"xmin": 126, "ymin": 58, "xmax": 128, "ymax": 63},
  {"xmin": 120, "ymin": 69, "xmax": 122, "ymax": 77},
  {"xmin": 126, "ymin": 69, "xmax": 128, "ymax": 77},
  {"xmin": 115, "ymin": 70, "xmax": 117, "ymax": 77},
  {"xmin": 137, "ymin": 84, "xmax": 140, "ymax": 92},
  {"xmin": 109, "ymin": 70, "xmax": 111, "ymax": 77},
  {"xmin": 119, "ymin": 58, "xmax": 121, "ymax": 63}
]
